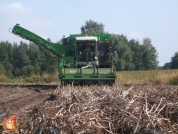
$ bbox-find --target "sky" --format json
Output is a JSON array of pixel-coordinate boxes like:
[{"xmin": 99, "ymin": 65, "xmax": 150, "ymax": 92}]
[{"xmin": 0, "ymin": 0, "xmax": 178, "ymax": 66}]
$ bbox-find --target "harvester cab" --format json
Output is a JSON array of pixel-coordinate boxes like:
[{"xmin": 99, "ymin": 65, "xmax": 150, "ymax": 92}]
[{"xmin": 75, "ymin": 36, "xmax": 98, "ymax": 67}]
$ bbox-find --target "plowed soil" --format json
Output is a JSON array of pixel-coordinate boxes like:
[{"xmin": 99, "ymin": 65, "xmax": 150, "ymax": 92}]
[
  {"xmin": 0, "ymin": 84, "xmax": 178, "ymax": 133},
  {"xmin": 0, "ymin": 84, "xmax": 58, "ymax": 132}
]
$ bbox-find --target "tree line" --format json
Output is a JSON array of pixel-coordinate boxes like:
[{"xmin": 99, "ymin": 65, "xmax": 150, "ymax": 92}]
[
  {"xmin": 0, "ymin": 20, "xmax": 177, "ymax": 78},
  {"xmin": 81, "ymin": 20, "xmax": 159, "ymax": 70},
  {"xmin": 0, "ymin": 41, "xmax": 58, "ymax": 78}
]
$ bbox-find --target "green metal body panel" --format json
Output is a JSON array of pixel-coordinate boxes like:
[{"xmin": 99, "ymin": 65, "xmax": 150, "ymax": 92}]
[{"xmin": 11, "ymin": 24, "xmax": 116, "ymax": 85}]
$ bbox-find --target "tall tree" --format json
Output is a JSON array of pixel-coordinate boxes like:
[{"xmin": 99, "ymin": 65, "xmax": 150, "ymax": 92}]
[
  {"xmin": 39, "ymin": 38, "xmax": 58, "ymax": 74},
  {"xmin": 170, "ymin": 52, "xmax": 178, "ymax": 69},
  {"xmin": 0, "ymin": 41, "xmax": 13, "ymax": 77},
  {"xmin": 163, "ymin": 62, "xmax": 171, "ymax": 69},
  {"xmin": 81, "ymin": 20, "xmax": 105, "ymax": 34},
  {"xmin": 128, "ymin": 39, "xmax": 144, "ymax": 70},
  {"xmin": 141, "ymin": 38, "xmax": 158, "ymax": 70},
  {"xmin": 13, "ymin": 41, "xmax": 32, "ymax": 76},
  {"xmin": 112, "ymin": 34, "xmax": 135, "ymax": 71},
  {"xmin": 28, "ymin": 42, "xmax": 41, "ymax": 74}
]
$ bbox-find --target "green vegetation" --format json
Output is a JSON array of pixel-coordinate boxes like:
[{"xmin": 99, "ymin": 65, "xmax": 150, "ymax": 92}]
[
  {"xmin": 0, "ymin": 41, "xmax": 57, "ymax": 79},
  {"xmin": 117, "ymin": 69, "xmax": 178, "ymax": 85},
  {"xmin": 18, "ymin": 73, "xmax": 59, "ymax": 84},
  {"xmin": 1, "ymin": 20, "xmax": 178, "ymax": 84},
  {"xmin": 1, "ymin": 70, "xmax": 178, "ymax": 85},
  {"xmin": 171, "ymin": 52, "xmax": 178, "ymax": 69}
]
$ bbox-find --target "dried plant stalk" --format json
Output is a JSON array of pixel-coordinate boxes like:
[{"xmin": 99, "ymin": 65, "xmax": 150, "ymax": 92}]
[{"xmin": 21, "ymin": 85, "xmax": 178, "ymax": 134}]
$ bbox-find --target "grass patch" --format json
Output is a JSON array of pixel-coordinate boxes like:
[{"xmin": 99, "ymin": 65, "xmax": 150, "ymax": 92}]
[
  {"xmin": 1, "ymin": 69, "xmax": 178, "ymax": 85},
  {"xmin": 0, "ymin": 74, "xmax": 8, "ymax": 83},
  {"xmin": 7, "ymin": 73, "xmax": 60, "ymax": 84},
  {"xmin": 117, "ymin": 69, "xmax": 178, "ymax": 85},
  {"xmin": 40, "ymin": 73, "xmax": 59, "ymax": 83}
]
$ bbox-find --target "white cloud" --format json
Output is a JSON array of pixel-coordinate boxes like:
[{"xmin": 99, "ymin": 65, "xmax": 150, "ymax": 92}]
[
  {"xmin": 8, "ymin": 3, "xmax": 22, "ymax": 9},
  {"xmin": 0, "ymin": 2, "xmax": 33, "ymax": 15},
  {"xmin": 0, "ymin": 2, "xmax": 53, "ymax": 43},
  {"xmin": 0, "ymin": 2, "xmax": 53, "ymax": 28}
]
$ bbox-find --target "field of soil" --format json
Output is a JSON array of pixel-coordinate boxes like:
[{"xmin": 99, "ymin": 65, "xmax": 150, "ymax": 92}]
[
  {"xmin": 0, "ymin": 84, "xmax": 58, "ymax": 133},
  {"xmin": 0, "ymin": 84, "xmax": 178, "ymax": 134}
]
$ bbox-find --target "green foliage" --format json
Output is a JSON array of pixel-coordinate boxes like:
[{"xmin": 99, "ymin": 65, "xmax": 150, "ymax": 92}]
[
  {"xmin": 0, "ymin": 20, "xmax": 160, "ymax": 80},
  {"xmin": 141, "ymin": 38, "xmax": 158, "ymax": 70},
  {"xmin": 163, "ymin": 62, "xmax": 171, "ymax": 69},
  {"xmin": 0, "ymin": 40, "xmax": 58, "ymax": 78},
  {"xmin": 111, "ymin": 35, "xmax": 158, "ymax": 71},
  {"xmin": 0, "ymin": 41, "xmax": 13, "ymax": 77},
  {"xmin": 23, "ymin": 75, "xmax": 41, "ymax": 83},
  {"xmin": 81, "ymin": 20, "xmax": 105, "ymax": 34},
  {"xmin": 3, "ymin": 62, "xmax": 13, "ymax": 78},
  {"xmin": 128, "ymin": 39, "xmax": 143, "ymax": 70},
  {"xmin": 0, "ymin": 64, "xmax": 8, "ymax": 82},
  {"xmin": 12, "ymin": 42, "xmax": 31, "ymax": 77},
  {"xmin": 112, "ymin": 34, "xmax": 135, "ymax": 71},
  {"xmin": 0, "ymin": 63, "xmax": 5, "ymax": 75},
  {"xmin": 28, "ymin": 42, "xmax": 43, "ymax": 75},
  {"xmin": 40, "ymin": 51, "xmax": 58, "ymax": 74},
  {"xmin": 171, "ymin": 52, "xmax": 178, "ymax": 69},
  {"xmin": 21, "ymin": 65, "xmax": 34, "ymax": 76}
]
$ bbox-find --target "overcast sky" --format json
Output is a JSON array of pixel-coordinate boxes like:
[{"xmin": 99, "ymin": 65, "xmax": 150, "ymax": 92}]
[{"xmin": 0, "ymin": 0, "xmax": 178, "ymax": 66}]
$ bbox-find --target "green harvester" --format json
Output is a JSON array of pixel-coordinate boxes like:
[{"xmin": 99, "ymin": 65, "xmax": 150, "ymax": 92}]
[{"xmin": 11, "ymin": 24, "xmax": 116, "ymax": 85}]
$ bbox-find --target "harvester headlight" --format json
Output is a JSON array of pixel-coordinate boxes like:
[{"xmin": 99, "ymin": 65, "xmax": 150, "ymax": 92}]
[{"xmin": 62, "ymin": 70, "xmax": 65, "ymax": 75}]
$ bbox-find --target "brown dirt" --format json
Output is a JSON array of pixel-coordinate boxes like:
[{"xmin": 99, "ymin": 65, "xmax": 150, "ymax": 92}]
[
  {"xmin": 0, "ymin": 85, "xmax": 58, "ymax": 132},
  {"xmin": 0, "ymin": 84, "xmax": 178, "ymax": 134}
]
